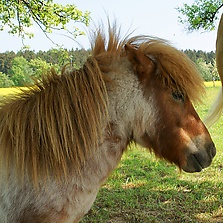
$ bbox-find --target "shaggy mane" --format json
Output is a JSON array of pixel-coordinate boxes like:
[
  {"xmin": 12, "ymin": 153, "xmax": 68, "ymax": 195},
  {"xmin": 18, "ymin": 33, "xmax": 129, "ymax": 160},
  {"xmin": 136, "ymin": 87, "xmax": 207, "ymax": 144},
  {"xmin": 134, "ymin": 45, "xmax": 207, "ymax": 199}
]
[
  {"xmin": 0, "ymin": 23, "xmax": 204, "ymax": 185},
  {"xmin": 0, "ymin": 58, "xmax": 108, "ymax": 184}
]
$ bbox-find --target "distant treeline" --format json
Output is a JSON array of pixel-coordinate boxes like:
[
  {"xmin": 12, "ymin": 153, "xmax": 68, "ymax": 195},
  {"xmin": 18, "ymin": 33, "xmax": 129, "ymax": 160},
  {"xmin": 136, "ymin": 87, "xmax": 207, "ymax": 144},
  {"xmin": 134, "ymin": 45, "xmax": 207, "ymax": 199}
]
[
  {"xmin": 0, "ymin": 48, "xmax": 90, "ymax": 87},
  {"xmin": 0, "ymin": 48, "xmax": 217, "ymax": 87},
  {"xmin": 0, "ymin": 48, "xmax": 89, "ymax": 74},
  {"xmin": 184, "ymin": 49, "xmax": 215, "ymax": 65}
]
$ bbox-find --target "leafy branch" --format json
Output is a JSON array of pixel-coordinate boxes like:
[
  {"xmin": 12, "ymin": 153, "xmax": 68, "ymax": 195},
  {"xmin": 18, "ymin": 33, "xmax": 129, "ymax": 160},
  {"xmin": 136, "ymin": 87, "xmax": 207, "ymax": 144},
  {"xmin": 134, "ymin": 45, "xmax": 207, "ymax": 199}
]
[
  {"xmin": 177, "ymin": 0, "xmax": 223, "ymax": 31},
  {"xmin": 0, "ymin": 0, "xmax": 90, "ymax": 40}
]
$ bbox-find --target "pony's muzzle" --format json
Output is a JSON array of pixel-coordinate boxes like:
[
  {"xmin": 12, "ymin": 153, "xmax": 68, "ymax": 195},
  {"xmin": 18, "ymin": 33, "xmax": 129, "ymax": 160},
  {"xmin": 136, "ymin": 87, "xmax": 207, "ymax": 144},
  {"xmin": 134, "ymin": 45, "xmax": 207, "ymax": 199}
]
[{"xmin": 182, "ymin": 142, "xmax": 216, "ymax": 173}]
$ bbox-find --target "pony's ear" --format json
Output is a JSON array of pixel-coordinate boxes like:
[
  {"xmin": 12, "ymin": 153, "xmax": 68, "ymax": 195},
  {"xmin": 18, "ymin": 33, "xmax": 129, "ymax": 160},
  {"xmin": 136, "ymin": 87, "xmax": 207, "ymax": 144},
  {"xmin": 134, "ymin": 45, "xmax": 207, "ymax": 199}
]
[{"xmin": 125, "ymin": 43, "xmax": 155, "ymax": 83}]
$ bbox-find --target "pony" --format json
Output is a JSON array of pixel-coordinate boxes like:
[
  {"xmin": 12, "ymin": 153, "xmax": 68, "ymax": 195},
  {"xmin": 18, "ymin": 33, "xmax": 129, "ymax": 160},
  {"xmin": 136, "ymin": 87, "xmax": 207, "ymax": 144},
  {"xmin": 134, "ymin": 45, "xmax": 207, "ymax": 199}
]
[
  {"xmin": 0, "ymin": 23, "xmax": 216, "ymax": 222},
  {"xmin": 205, "ymin": 13, "xmax": 223, "ymax": 127}
]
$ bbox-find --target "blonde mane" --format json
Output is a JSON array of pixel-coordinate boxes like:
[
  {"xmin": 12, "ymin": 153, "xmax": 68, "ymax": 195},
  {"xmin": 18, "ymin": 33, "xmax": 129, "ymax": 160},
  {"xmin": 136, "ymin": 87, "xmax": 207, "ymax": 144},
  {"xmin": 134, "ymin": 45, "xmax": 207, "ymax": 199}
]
[
  {"xmin": 0, "ymin": 24, "xmax": 204, "ymax": 185},
  {"xmin": 0, "ymin": 58, "xmax": 108, "ymax": 184}
]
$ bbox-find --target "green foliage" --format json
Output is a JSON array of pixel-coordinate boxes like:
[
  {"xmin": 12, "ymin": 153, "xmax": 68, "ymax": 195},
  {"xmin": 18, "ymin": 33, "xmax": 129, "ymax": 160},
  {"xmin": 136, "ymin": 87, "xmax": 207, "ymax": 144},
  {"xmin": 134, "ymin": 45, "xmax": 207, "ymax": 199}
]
[
  {"xmin": 0, "ymin": 72, "xmax": 14, "ymax": 87},
  {"xmin": 0, "ymin": 0, "xmax": 90, "ymax": 39},
  {"xmin": 0, "ymin": 51, "xmax": 16, "ymax": 74},
  {"xmin": 8, "ymin": 56, "xmax": 33, "ymax": 86},
  {"xmin": 0, "ymin": 47, "xmax": 90, "ymax": 86},
  {"xmin": 17, "ymin": 50, "xmax": 36, "ymax": 62},
  {"xmin": 183, "ymin": 49, "xmax": 218, "ymax": 81},
  {"xmin": 195, "ymin": 58, "xmax": 219, "ymax": 81},
  {"xmin": 184, "ymin": 49, "xmax": 215, "ymax": 64},
  {"xmin": 42, "ymin": 48, "xmax": 70, "ymax": 67},
  {"xmin": 177, "ymin": 0, "xmax": 223, "ymax": 31},
  {"xmin": 69, "ymin": 48, "xmax": 90, "ymax": 69},
  {"xmin": 29, "ymin": 58, "xmax": 52, "ymax": 79}
]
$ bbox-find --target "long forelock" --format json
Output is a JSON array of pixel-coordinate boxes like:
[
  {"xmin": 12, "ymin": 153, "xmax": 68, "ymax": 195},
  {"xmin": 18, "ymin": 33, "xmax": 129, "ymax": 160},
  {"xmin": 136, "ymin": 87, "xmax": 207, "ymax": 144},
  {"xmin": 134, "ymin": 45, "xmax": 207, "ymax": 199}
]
[{"xmin": 126, "ymin": 36, "xmax": 205, "ymax": 103}]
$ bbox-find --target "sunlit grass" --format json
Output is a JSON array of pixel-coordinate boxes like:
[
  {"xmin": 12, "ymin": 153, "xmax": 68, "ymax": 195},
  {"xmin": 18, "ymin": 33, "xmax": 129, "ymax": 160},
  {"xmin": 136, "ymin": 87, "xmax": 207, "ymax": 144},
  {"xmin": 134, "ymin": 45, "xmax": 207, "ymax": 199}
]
[
  {"xmin": 0, "ymin": 87, "xmax": 27, "ymax": 99},
  {"xmin": 204, "ymin": 81, "xmax": 221, "ymax": 88}
]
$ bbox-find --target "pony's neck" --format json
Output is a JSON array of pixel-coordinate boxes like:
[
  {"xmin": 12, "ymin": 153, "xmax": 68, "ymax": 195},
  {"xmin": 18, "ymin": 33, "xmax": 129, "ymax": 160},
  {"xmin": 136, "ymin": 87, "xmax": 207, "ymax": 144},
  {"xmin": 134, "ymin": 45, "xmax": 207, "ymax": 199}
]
[
  {"xmin": 106, "ymin": 62, "xmax": 154, "ymax": 144},
  {"xmin": 107, "ymin": 63, "xmax": 145, "ymax": 140}
]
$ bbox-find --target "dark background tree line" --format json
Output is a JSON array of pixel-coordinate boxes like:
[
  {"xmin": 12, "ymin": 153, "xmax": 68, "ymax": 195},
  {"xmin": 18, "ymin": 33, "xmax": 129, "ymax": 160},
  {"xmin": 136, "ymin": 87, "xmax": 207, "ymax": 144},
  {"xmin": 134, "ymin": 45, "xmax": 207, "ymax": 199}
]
[
  {"xmin": 0, "ymin": 48, "xmax": 89, "ymax": 87},
  {"xmin": 0, "ymin": 47, "xmax": 218, "ymax": 87}
]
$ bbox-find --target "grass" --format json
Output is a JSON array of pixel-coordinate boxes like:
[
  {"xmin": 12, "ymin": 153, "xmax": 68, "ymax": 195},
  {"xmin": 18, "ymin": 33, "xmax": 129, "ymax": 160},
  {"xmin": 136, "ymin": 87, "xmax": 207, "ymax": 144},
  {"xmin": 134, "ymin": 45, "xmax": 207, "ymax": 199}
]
[{"xmin": 0, "ymin": 82, "xmax": 223, "ymax": 223}]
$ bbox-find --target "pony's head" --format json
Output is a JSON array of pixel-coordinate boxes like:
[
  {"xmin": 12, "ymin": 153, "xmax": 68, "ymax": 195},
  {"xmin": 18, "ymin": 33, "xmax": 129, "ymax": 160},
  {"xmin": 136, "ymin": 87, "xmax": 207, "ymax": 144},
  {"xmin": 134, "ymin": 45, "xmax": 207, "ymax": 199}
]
[{"xmin": 124, "ymin": 40, "xmax": 216, "ymax": 172}]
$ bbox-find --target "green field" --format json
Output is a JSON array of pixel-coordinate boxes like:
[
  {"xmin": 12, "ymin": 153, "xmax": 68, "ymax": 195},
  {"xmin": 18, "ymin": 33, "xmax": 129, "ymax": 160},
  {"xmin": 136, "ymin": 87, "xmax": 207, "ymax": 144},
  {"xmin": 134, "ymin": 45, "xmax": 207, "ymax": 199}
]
[{"xmin": 0, "ymin": 83, "xmax": 223, "ymax": 223}]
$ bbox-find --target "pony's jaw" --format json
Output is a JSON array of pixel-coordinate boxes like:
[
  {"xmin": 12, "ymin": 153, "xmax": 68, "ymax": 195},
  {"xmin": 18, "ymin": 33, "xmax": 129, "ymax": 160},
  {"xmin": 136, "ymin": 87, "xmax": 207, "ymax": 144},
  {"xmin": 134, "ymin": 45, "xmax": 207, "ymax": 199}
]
[
  {"xmin": 182, "ymin": 135, "xmax": 216, "ymax": 173},
  {"xmin": 155, "ymin": 125, "xmax": 216, "ymax": 173},
  {"xmin": 136, "ymin": 119, "xmax": 216, "ymax": 173}
]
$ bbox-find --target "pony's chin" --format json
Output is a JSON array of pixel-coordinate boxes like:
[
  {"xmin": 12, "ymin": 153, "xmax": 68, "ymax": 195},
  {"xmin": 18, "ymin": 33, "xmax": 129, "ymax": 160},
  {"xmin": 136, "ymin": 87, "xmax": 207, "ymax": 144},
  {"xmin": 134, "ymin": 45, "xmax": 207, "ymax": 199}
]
[{"xmin": 182, "ymin": 143, "xmax": 216, "ymax": 173}]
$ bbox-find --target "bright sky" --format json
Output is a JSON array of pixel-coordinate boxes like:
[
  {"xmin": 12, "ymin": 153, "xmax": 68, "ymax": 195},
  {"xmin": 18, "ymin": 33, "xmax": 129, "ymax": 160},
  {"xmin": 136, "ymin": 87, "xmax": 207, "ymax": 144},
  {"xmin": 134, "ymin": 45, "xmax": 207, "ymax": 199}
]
[{"xmin": 1, "ymin": 0, "xmax": 221, "ymax": 52}]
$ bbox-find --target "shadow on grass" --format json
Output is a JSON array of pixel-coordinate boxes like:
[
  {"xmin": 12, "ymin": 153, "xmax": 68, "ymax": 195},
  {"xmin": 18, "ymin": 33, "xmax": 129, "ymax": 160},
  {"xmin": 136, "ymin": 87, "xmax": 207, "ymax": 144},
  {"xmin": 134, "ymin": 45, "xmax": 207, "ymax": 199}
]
[{"xmin": 81, "ymin": 151, "xmax": 223, "ymax": 223}]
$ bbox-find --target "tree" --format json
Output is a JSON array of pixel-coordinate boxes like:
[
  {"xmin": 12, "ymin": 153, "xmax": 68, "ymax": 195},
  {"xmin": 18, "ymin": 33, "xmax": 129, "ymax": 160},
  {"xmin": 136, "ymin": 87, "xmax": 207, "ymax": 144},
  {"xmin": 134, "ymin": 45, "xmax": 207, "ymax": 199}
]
[
  {"xmin": 43, "ymin": 48, "xmax": 70, "ymax": 67},
  {"xmin": 0, "ymin": 0, "xmax": 90, "ymax": 41},
  {"xmin": 177, "ymin": 0, "xmax": 223, "ymax": 31},
  {"xmin": 196, "ymin": 58, "xmax": 213, "ymax": 81},
  {"xmin": 0, "ymin": 72, "xmax": 14, "ymax": 87},
  {"xmin": 29, "ymin": 58, "xmax": 53, "ymax": 79},
  {"xmin": 0, "ymin": 51, "xmax": 16, "ymax": 74},
  {"xmin": 8, "ymin": 56, "xmax": 33, "ymax": 86},
  {"xmin": 17, "ymin": 50, "xmax": 36, "ymax": 62}
]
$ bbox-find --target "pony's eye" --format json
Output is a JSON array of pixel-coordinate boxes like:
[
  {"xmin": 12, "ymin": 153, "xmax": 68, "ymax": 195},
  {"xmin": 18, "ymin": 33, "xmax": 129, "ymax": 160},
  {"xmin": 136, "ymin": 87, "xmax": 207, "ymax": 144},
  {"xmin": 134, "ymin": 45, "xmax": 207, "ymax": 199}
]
[{"xmin": 172, "ymin": 92, "xmax": 184, "ymax": 102}]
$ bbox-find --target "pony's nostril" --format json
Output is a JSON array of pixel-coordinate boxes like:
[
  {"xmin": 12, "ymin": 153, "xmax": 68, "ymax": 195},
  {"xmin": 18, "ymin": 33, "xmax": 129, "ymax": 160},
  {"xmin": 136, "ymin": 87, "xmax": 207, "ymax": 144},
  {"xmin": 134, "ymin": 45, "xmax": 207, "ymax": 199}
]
[
  {"xmin": 206, "ymin": 142, "xmax": 216, "ymax": 158},
  {"xmin": 210, "ymin": 143, "xmax": 216, "ymax": 158}
]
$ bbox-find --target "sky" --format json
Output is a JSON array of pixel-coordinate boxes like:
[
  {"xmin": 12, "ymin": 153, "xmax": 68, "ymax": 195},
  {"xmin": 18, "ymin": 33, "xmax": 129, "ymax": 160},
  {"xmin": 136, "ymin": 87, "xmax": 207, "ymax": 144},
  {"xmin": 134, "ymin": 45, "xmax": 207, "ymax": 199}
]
[{"xmin": 1, "ymin": 0, "xmax": 222, "ymax": 52}]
